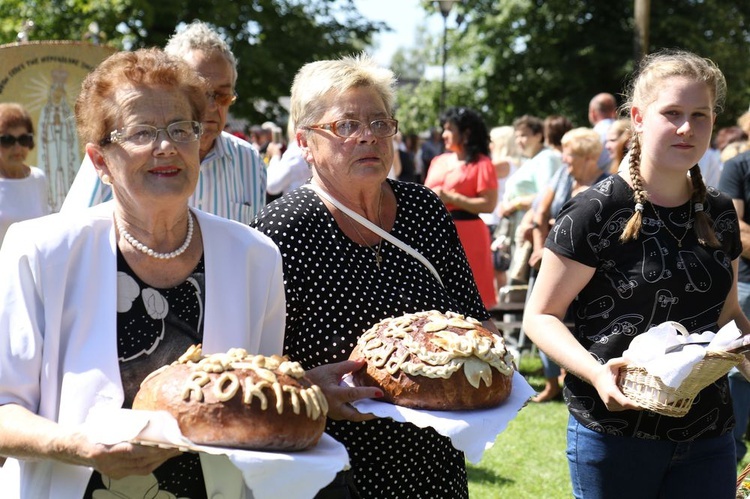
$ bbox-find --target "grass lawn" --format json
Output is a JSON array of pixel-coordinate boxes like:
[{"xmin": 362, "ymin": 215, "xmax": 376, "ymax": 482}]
[{"xmin": 468, "ymin": 352, "xmax": 572, "ymax": 498}]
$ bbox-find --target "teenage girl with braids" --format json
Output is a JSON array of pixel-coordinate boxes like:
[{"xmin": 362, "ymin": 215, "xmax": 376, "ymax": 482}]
[{"xmin": 523, "ymin": 49, "xmax": 750, "ymax": 499}]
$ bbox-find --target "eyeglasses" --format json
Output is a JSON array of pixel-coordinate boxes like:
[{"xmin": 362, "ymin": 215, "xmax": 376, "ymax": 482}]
[
  {"xmin": 207, "ymin": 91, "xmax": 237, "ymax": 107},
  {"xmin": 100, "ymin": 121, "xmax": 203, "ymax": 147},
  {"xmin": 0, "ymin": 133, "xmax": 34, "ymax": 148},
  {"xmin": 305, "ymin": 119, "xmax": 399, "ymax": 139}
]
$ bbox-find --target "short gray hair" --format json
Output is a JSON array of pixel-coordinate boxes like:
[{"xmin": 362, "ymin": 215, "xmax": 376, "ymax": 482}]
[
  {"xmin": 290, "ymin": 53, "xmax": 396, "ymax": 133},
  {"xmin": 165, "ymin": 20, "xmax": 237, "ymax": 82}
]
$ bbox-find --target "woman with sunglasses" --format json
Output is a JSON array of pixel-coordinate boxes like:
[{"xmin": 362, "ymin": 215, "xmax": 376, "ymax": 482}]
[
  {"xmin": 0, "ymin": 102, "xmax": 48, "ymax": 245},
  {"xmin": 253, "ymin": 54, "xmax": 500, "ymax": 498},
  {"xmin": 0, "ymin": 48, "xmax": 285, "ymax": 498}
]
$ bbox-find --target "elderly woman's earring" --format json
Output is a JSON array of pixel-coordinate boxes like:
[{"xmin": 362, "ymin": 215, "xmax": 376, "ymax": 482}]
[{"xmin": 101, "ymin": 174, "xmax": 112, "ymax": 186}]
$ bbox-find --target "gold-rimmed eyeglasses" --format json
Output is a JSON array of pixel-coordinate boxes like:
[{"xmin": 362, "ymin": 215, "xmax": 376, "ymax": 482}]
[
  {"xmin": 100, "ymin": 121, "xmax": 203, "ymax": 147},
  {"xmin": 207, "ymin": 90, "xmax": 237, "ymax": 107},
  {"xmin": 304, "ymin": 118, "xmax": 399, "ymax": 139}
]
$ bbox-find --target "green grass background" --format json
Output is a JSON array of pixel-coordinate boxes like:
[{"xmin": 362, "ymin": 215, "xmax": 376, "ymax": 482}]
[
  {"xmin": 468, "ymin": 353, "xmax": 750, "ymax": 498},
  {"xmin": 467, "ymin": 353, "xmax": 571, "ymax": 498}
]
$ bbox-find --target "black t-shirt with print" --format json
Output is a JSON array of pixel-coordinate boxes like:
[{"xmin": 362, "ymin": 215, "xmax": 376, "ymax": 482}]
[{"xmin": 546, "ymin": 175, "xmax": 741, "ymax": 440}]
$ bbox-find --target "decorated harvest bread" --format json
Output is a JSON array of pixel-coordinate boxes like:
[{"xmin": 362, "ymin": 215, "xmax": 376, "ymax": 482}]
[
  {"xmin": 133, "ymin": 345, "xmax": 328, "ymax": 451},
  {"xmin": 350, "ymin": 310, "xmax": 514, "ymax": 410}
]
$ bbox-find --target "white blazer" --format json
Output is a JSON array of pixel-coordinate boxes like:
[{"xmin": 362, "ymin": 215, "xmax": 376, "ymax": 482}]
[{"xmin": 0, "ymin": 202, "xmax": 286, "ymax": 498}]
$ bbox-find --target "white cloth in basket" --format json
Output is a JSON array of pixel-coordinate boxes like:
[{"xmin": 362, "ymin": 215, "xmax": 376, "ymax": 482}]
[{"xmin": 622, "ymin": 321, "xmax": 742, "ymax": 388}]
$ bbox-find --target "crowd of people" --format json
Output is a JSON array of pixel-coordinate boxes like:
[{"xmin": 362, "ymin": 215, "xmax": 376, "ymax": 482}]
[{"xmin": 2, "ymin": 18, "xmax": 750, "ymax": 499}]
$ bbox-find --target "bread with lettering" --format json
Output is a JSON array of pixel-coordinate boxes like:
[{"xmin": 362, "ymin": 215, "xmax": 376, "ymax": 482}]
[
  {"xmin": 350, "ymin": 311, "xmax": 514, "ymax": 410},
  {"xmin": 133, "ymin": 345, "xmax": 328, "ymax": 451}
]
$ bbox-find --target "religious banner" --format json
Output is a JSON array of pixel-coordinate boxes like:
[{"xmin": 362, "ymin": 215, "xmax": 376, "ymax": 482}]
[{"xmin": 0, "ymin": 41, "xmax": 117, "ymax": 211}]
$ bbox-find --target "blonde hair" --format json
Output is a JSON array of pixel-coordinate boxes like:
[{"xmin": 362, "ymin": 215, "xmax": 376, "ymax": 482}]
[
  {"xmin": 620, "ymin": 50, "xmax": 725, "ymax": 247},
  {"xmin": 489, "ymin": 125, "xmax": 519, "ymax": 161},
  {"xmin": 721, "ymin": 141, "xmax": 750, "ymax": 163},
  {"xmin": 290, "ymin": 53, "xmax": 396, "ymax": 133},
  {"xmin": 607, "ymin": 118, "xmax": 631, "ymax": 174},
  {"xmin": 561, "ymin": 127, "xmax": 603, "ymax": 159}
]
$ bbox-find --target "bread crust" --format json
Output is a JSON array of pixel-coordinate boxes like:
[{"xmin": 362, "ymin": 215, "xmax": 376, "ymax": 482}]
[
  {"xmin": 350, "ymin": 311, "xmax": 514, "ymax": 410},
  {"xmin": 133, "ymin": 347, "xmax": 327, "ymax": 451}
]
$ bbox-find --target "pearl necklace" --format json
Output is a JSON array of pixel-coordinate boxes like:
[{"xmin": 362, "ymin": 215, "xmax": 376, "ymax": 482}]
[
  {"xmin": 345, "ymin": 189, "xmax": 384, "ymax": 270},
  {"xmin": 650, "ymin": 201, "xmax": 692, "ymax": 248},
  {"xmin": 116, "ymin": 213, "xmax": 194, "ymax": 259}
]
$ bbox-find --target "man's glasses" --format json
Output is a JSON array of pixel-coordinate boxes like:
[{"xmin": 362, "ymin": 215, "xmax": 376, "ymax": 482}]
[
  {"xmin": 305, "ymin": 119, "xmax": 399, "ymax": 139},
  {"xmin": 100, "ymin": 121, "xmax": 203, "ymax": 147},
  {"xmin": 207, "ymin": 91, "xmax": 237, "ymax": 107},
  {"xmin": 0, "ymin": 133, "xmax": 34, "ymax": 148}
]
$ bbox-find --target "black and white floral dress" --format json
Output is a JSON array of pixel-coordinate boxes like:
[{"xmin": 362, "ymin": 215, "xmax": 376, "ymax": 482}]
[
  {"xmin": 84, "ymin": 251, "xmax": 207, "ymax": 499},
  {"xmin": 253, "ymin": 180, "xmax": 489, "ymax": 498}
]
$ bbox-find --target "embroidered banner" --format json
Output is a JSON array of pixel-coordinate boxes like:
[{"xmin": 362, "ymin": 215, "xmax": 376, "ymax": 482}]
[{"xmin": 0, "ymin": 41, "xmax": 116, "ymax": 211}]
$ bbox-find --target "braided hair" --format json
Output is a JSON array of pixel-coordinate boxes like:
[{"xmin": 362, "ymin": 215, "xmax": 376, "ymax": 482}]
[
  {"xmin": 619, "ymin": 49, "xmax": 725, "ymax": 247},
  {"xmin": 619, "ymin": 135, "xmax": 646, "ymax": 242},
  {"xmin": 688, "ymin": 164, "xmax": 720, "ymax": 247}
]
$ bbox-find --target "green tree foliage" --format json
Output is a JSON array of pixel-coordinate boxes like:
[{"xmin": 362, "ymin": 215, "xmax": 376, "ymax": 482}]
[
  {"xmin": 401, "ymin": 0, "xmax": 750, "ymax": 132},
  {"xmin": 0, "ymin": 0, "xmax": 386, "ymax": 125},
  {"xmin": 391, "ymin": 25, "xmax": 441, "ymax": 135}
]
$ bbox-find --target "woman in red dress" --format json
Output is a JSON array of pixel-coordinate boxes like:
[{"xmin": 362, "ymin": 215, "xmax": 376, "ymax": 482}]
[{"xmin": 425, "ymin": 107, "xmax": 498, "ymax": 308}]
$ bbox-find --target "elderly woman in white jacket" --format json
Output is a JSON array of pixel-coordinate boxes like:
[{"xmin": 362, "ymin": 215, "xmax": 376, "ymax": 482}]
[{"xmin": 0, "ymin": 48, "xmax": 285, "ymax": 498}]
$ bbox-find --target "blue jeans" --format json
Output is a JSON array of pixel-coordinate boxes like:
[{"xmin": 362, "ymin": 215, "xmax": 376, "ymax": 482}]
[
  {"xmin": 567, "ymin": 416, "xmax": 736, "ymax": 499},
  {"xmin": 730, "ymin": 280, "xmax": 750, "ymax": 461},
  {"xmin": 539, "ymin": 349, "xmax": 561, "ymax": 378}
]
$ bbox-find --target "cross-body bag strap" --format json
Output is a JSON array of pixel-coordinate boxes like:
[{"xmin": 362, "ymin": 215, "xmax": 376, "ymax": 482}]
[{"xmin": 302, "ymin": 183, "xmax": 444, "ymax": 287}]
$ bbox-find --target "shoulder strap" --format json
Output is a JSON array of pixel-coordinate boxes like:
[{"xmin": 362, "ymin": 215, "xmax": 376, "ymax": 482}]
[{"xmin": 302, "ymin": 184, "xmax": 444, "ymax": 287}]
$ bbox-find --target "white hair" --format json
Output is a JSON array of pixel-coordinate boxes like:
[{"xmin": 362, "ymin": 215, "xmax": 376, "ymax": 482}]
[{"xmin": 165, "ymin": 20, "xmax": 237, "ymax": 81}]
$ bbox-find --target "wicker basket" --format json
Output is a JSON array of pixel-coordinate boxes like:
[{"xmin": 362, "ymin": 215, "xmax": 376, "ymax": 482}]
[{"xmin": 617, "ymin": 349, "xmax": 743, "ymax": 417}]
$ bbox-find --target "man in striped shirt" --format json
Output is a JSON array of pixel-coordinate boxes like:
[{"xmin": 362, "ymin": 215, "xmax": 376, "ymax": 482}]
[{"xmin": 62, "ymin": 21, "xmax": 266, "ymax": 222}]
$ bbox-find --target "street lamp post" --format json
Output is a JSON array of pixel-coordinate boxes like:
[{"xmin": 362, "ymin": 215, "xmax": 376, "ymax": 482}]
[
  {"xmin": 436, "ymin": 0, "xmax": 459, "ymax": 114},
  {"xmin": 634, "ymin": 0, "xmax": 651, "ymax": 62}
]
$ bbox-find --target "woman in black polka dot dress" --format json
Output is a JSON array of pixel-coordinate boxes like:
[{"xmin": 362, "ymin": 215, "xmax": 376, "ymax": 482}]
[{"xmin": 252, "ymin": 55, "xmax": 499, "ymax": 498}]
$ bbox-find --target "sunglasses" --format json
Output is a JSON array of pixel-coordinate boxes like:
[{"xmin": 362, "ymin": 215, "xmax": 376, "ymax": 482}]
[
  {"xmin": 0, "ymin": 133, "xmax": 34, "ymax": 148},
  {"xmin": 206, "ymin": 91, "xmax": 237, "ymax": 107}
]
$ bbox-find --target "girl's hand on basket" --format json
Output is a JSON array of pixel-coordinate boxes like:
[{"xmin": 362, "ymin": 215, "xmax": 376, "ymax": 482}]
[{"xmin": 591, "ymin": 357, "xmax": 642, "ymax": 412}]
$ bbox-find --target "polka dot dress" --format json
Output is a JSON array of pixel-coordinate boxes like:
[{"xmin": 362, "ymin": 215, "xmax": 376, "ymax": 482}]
[
  {"xmin": 253, "ymin": 180, "xmax": 490, "ymax": 498},
  {"xmin": 84, "ymin": 250, "xmax": 207, "ymax": 498}
]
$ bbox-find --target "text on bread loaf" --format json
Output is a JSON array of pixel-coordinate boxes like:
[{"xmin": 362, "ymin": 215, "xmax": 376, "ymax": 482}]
[{"xmin": 173, "ymin": 345, "xmax": 327, "ymax": 419}]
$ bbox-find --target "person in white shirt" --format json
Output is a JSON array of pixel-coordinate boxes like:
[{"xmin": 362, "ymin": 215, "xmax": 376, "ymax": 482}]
[
  {"xmin": 266, "ymin": 125, "xmax": 311, "ymax": 198},
  {"xmin": 0, "ymin": 48, "xmax": 285, "ymax": 499},
  {"xmin": 61, "ymin": 21, "xmax": 266, "ymax": 223},
  {"xmin": 0, "ymin": 103, "xmax": 49, "ymax": 246}
]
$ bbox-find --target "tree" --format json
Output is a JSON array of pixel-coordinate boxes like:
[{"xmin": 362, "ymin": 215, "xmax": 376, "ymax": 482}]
[
  {"xmin": 0, "ymin": 0, "xmax": 386, "ymax": 125},
  {"xmin": 397, "ymin": 0, "xmax": 750, "ymax": 132},
  {"xmin": 391, "ymin": 24, "xmax": 441, "ymax": 135}
]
